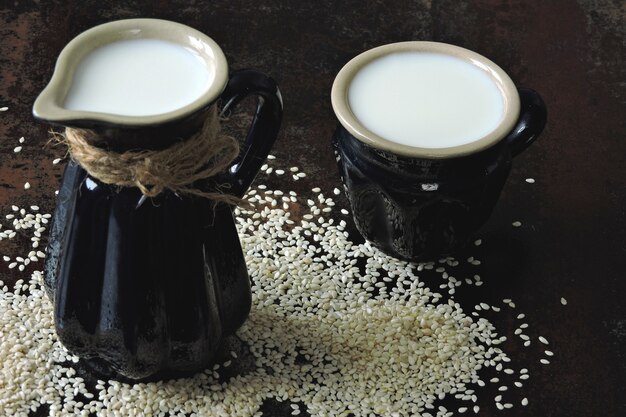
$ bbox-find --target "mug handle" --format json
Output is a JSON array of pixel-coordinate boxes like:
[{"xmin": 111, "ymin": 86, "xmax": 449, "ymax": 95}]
[
  {"xmin": 219, "ymin": 69, "xmax": 283, "ymax": 197},
  {"xmin": 506, "ymin": 88, "xmax": 547, "ymax": 157}
]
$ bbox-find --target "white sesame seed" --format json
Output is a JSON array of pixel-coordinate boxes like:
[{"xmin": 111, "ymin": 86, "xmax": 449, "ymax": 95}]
[
  {"xmin": 538, "ymin": 336, "xmax": 549, "ymax": 345},
  {"xmin": 545, "ymin": 350, "xmax": 554, "ymax": 356},
  {"xmin": 24, "ymin": 182, "xmax": 31, "ymax": 190},
  {"xmin": 275, "ymin": 169, "xmax": 285, "ymax": 175},
  {"xmin": 512, "ymin": 221, "xmax": 522, "ymax": 227},
  {"xmin": 18, "ymin": 137, "xmax": 24, "ymax": 143},
  {"xmin": 540, "ymin": 359, "xmax": 550, "ymax": 365},
  {"xmin": 267, "ymin": 154, "xmax": 276, "ymax": 160},
  {"xmin": 0, "ymin": 106, "xmax": 8, "ymax": 111},
  {"xmin": 525, "ymin": 178, "xmax": 535, "ymax": 183},
  {"xmin": 560, "ymin": 297, "xmax": 568, "ymax": 306},
  {"xmin": 13, "ymin": 146, "xmax": 22, "ymax": 153},
  {"xmin": 521, "ymin": 398, "xmax": 529, "ymax": 406}
]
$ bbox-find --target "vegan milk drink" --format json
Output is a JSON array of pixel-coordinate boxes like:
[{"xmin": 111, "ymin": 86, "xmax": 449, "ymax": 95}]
[
  {"xmin": 348, "ymin": 52, "xmax": 505, "ymax": 149},
  {"xmin": 64, "ymin": 39, "xmax": 213, "ymax": 116}
]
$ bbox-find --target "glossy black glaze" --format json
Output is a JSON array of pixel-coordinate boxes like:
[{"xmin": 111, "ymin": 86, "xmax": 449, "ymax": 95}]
[
  {"xmin": 43, "ymin": 70, "xmax": 282, "ymax": 381},
  {"xmin": 51, "ymin": 101, "xmax": 216, "ymax": 153},
  {"xmin": 334, "ymin": 88, "xmax": 546, "ymax": 261}
]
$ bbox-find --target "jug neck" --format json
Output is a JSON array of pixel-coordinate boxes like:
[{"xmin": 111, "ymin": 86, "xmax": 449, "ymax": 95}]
[{"xmin": 63, "ymin": 104, "xmax": 214, "ymax": 152}]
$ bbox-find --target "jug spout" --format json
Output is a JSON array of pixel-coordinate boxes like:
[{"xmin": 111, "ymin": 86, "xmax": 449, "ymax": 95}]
[{"xmin": 32, "ymin": 18, "xmax": 230, "ymax": 151}]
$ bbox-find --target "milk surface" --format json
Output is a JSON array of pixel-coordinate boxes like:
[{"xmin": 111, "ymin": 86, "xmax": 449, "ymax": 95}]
[
  {"xmin": 348, "ymin": 52, "xmax": 505, "ymax": 149},
  {"xmin": 64, "ymin": 39, "xmax": 214, "ymax": 116}
]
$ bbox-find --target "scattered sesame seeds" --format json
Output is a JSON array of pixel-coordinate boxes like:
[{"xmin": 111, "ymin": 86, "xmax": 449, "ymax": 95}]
[{"xmin": 0, "ymin": 158, "xmax": 557, "ymax": 417}]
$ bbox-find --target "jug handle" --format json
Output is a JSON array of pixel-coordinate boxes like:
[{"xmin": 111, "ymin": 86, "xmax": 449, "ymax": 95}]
[
  {"xmin": 505, "ymin": 88, "xmax": 547, "ymax": 157},
  {"xmin": 219, "ymin": 69, "xmax": 283, "ymax": 197}
]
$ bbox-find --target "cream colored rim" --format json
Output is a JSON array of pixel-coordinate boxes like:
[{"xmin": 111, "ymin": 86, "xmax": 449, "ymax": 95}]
[
  {"xmin": 331, "ymin": 41, "xmax": 520, "ymax": 158},
  {"xmin": 33, "ymin": 18, "xmax": 229, "ymax": 126}
]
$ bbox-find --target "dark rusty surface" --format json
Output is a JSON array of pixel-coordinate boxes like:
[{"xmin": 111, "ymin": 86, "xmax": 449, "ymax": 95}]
[{"xmin": 0, "ymin": 1, "xmax": 624, "ymax": 416}]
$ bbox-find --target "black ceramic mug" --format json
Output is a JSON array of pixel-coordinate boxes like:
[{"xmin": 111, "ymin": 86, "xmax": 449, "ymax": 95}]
[{"xmin": 331, "ymin": 42, "xmax": 546, "ymax": 261}]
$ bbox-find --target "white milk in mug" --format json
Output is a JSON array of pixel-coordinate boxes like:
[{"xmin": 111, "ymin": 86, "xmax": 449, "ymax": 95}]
[
  {"xmin": 348, "ymin": 52, "xmax": 506, "ymax": 149},
  {"xmin": 64, "ymin": 39, "xmax": 214, "ymax": 116}
]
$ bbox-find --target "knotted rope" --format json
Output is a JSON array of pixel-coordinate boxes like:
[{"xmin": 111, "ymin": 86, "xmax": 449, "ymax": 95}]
[{"xmin": 55, "ymin": 106, "xmax": 245, "ymax": 206}]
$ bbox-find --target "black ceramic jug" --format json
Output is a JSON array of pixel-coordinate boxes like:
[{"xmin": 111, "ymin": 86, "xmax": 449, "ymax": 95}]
[{"xmin": 33, "ymin": 19, "xmax": 283, "ymax": 380}]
